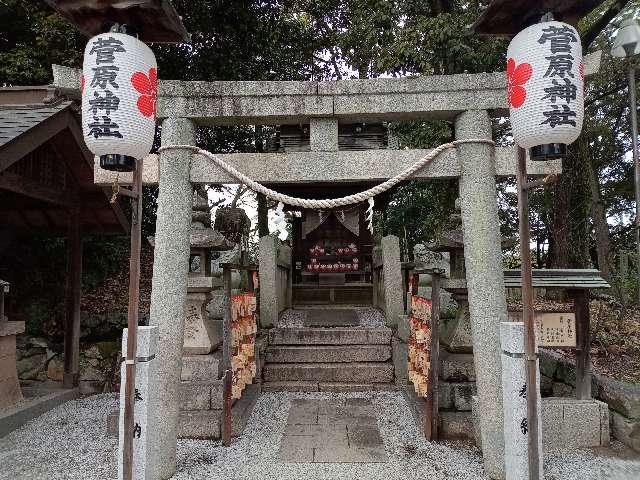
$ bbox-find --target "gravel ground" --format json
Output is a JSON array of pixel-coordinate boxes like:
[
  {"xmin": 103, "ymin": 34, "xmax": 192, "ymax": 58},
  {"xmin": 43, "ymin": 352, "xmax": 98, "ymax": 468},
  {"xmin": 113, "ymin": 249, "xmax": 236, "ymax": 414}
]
[
  {"xmin": 1, "ymin": 391, "xmax": 639, "ymax": 480},
  {"xmin": 277, "ymin": 308, "xmax": 387, "ymax": 329}
]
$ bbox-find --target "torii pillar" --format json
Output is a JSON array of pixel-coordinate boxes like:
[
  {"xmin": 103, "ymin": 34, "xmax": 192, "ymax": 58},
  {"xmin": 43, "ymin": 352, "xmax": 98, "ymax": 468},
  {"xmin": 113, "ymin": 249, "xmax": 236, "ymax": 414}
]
[
  {"xmin": 148, "ymin": 117, "xmax": 195, "ymax": 479},
  {"xmin": 456, "ymin": 110, "xmax": 507, "ymax": 479}
]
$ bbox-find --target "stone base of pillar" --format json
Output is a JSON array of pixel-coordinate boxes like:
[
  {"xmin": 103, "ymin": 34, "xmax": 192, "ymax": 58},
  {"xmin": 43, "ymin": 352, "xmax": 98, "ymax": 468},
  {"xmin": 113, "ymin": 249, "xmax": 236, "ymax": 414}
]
[{"xmin": 0, "ymin": 321, "xmax": 24, "ymax": 409}]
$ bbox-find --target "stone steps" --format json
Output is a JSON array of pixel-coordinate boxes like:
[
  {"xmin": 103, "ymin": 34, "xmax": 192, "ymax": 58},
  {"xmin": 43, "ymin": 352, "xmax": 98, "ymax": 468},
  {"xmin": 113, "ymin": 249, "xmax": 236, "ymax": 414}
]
[
  {"xmin": 265, "ymin": 344, "xmax": 391, "ymax": 363},
  {"xmin": 263, "ymin": 362, "xmax": 394, "ymax": 383},
  {"xmin": 268, "ymin": 327, "xmax": 392, "ymax": 346},
  {"xmin": 262, "ymin": 381, "xmax": 397, "ymax": 392}
]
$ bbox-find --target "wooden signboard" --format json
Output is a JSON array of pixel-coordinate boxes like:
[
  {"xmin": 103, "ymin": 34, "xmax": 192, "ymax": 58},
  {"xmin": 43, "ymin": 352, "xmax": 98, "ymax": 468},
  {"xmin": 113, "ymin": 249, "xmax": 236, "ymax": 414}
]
[{"xmin": 535, "ymin": 312, "xmax": 576, "ymax": 348}]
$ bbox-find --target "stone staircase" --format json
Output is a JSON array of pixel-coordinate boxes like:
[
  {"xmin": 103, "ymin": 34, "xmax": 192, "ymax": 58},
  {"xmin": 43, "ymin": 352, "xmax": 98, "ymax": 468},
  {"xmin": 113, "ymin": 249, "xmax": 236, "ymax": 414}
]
[{"xmin": 262, "ymin": 326, "xmax": 395, "ymax": 391}]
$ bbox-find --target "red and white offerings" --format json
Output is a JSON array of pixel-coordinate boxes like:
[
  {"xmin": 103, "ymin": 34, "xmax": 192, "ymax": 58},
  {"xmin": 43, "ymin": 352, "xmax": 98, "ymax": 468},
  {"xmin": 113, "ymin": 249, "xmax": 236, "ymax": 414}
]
[
  {"xmin": 507, "ymin": 21, "xmax": 584, "ymax": 149},
  {"xmin": 82, "ymin": 32, "xmax": 157, "ymax": 160},
  {"xmin": 230, "ymin": 293, "xmax": 257, "ymax": 399},
  {"xmin": 408, "ymin": 295, "xmax": 432, "ymax": 397}
]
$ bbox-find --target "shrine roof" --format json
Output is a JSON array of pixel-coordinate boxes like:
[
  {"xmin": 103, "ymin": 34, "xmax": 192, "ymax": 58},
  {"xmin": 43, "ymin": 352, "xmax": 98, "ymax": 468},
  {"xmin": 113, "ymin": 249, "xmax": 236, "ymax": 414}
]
[
  {"xmin": 471, "ymin": 0, "xmax": 606, "ymax": 36},
  {"xmin": 44, "ymin": 0, "xmax": 189, "ymax": 43},
  {"xmin": 0, "ymin": 101, "xmax": 72, "ymax": 149},
  {"xmin": 0, "ymin": 87, "xmax": 128, "ymax": 235}
]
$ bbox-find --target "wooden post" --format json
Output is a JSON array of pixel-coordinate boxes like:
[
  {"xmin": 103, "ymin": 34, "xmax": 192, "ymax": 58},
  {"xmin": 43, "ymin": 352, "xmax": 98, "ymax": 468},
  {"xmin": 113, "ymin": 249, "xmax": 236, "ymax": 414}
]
[
  {"xmin": 222, "ymin": 266, "xmax": 233, "ymax": 447},
  {"xmin": 222, "ymin": 266, "xmax": 232, "ymax": 372},
  {"xmin": 122, "ymin": 160, "xmax": 143, "ymax": 480},
  {"xmin": 516, "ymin": 146, "xmax": 541, "ymax": 480},
  {"xmin": 0, "ymin": 283, "xmax": 6, "ymax": 326},
  {"xmin": 402, "ymin": 266, "xmax": 410, "ymax": 314},
  {"xmin": 222, "ymin": 368, "xmax": 233, "ymax": 446},
  {"xmin": 425, "ymin": 272, "xmax": 441, "ymax": 441},
  {"xmin": 63, "ymin": 209, "xmax": 82, "ymax": 389},
  {"xmin": 572, "ymin": 289, "xmax": 591, "ymax": 400}
]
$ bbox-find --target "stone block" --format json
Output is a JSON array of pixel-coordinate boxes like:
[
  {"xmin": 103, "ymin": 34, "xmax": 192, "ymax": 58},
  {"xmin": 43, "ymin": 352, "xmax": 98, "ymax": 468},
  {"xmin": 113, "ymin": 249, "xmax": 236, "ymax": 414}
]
[
  {"xmin": 439, "ymin": 302, "xmax": 473, "ymax": 353},
  {"xmin": 554, "ymin": 360, "xmax": 576, "ymax": 387},
  {"xmin": 440, "ymin": 353, "xmax": 475, "ymax": 382},
  {"xmin": 611, "ymin": 411, "xmax": 640, "ymax": 452},
  {"xmin": 439, "ymin": 411, "xmax": 474, "ymax": 440},
  {"xmin": 438, "ymin": 382, "xmax": 454, "ymax": 410},
  {"xmin": 392, "ymin": 337, "xmax": 407, "ymax": 385},
  {"xmin": 268, "ymin": 327, "xmax": 392, "ymax": 345},
  {"xmin": 263, "ymin": 362, "xmax": 394, "ymax": 383},
  {"xmin": 539, "ymin": 352, "xmax": 558, "ymax": 378},
  {"xmin": 318, "ymin": 383, "xmax": 376, "ymax": 392},
  {"xmin": 452, "ymin": 382, "xmax": 476, "ymax": 412},
  {"xmin": 309, "ymin": 117, "xmax": 338, "ymax": 152},
  {"xmin": 541, "ymin": 398, "xmax": 610, "ymax": 451},
  {"xmin": 397, "ymin": 315, "xmax": 410, "ymax": 343},
  {"xmin": 178, "ymin": 410, "xmax": 221, "ymax": 439},
  {"xmin": 374, "ymin": 383, "xmax": 399, "ymax": 391},
  {"xmin": 180, "ymin": 381, "xmax": 211, "ymax": 411},
  {"xmin": 262, "ymin": 381, "xmax": 318, "ymax": 392},
  {"xmin": 183, "ymin": 291, "xmax": 220, "ymax": 355},
  {"xmin": 265, "ymin": 344, "xmax": 391, "ymax": 363},
  {"xmin": 597, "ymin": 376, "xmax": 640, "ymax": 419},
  {"xmin": 381, "ymin": 236, "xmax": 403, "ymax": 327},
  {"xmin": 259, "ymin": 236, "xmax": 278, "ymax": 328},
  {"xmin": 107, "ymin": 410, "xmax": 118, "ymax": 437},
  {"xmin": 540, "ymin": 375, "xmax": 553, "ymax": 396},
  {"xmin": 181, "ymin": 354, "xmax": 221, "ymax": 382},
  {"xmin": 552, "ymin": 382, "xmax": 574, "ymax": 397}
]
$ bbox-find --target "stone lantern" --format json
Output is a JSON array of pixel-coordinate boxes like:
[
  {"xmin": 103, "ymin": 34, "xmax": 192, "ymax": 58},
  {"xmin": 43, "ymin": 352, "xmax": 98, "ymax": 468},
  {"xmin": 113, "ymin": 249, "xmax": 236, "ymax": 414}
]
[
  {"xmin": 184, "ymin": 192, "xmax": 235, "ymax": 355},
  {"xmin": 428, "ymin": 199, "xmax": 515, "ymax": 352}
]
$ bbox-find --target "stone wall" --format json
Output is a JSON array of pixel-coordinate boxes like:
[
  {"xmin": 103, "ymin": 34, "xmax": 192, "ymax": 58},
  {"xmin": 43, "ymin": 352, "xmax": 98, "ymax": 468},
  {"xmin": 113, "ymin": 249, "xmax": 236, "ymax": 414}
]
[{"xmin": 540, "ymin": 349, "xmax": 640, "ymax": 452}]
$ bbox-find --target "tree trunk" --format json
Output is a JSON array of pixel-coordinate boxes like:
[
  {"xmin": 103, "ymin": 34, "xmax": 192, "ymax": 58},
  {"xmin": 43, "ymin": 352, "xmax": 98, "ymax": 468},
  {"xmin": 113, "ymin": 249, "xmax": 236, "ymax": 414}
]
[
  {"xmin": 551, "ymin": 145, "xmax": 591, "ymax": 269},
  {"xmin": 586, "ymin": 149, "xmax": 614, "ymax": 280},
  {"xmin": 257, "ymin": 192, "xmax": 269, "ymax": 237}
]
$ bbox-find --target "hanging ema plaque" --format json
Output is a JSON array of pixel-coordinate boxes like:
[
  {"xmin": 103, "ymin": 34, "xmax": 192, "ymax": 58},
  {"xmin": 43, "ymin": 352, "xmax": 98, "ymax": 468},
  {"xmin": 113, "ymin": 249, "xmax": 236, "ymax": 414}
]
[{"xmin": 408, "ymin": 295, "xmax": 432, "ymax": 397}]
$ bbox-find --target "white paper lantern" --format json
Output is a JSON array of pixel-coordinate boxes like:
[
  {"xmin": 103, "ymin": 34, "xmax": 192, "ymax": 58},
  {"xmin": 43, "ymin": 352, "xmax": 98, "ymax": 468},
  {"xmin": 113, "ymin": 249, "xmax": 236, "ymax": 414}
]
[
  {"xmin": 82, "ymin": 32, "xmax": 157, "ymax": 169},
  {"xmin": 507, "ymin": 21, "xmax": 584, "ymax": 150}
]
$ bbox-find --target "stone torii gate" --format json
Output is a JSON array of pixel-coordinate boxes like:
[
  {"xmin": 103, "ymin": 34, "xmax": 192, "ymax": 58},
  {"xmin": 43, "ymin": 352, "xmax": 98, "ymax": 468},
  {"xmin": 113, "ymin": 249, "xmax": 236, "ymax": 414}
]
[{"xmin": 53, "ymin": 53, "xmax": 599, "ymax": 480}]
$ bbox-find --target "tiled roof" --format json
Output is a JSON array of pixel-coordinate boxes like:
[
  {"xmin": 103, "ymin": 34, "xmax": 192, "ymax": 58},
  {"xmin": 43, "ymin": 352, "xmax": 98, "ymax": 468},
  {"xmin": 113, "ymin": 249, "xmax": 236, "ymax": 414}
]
[{"xmin": 0, "ymin": 102, "xmax": 73, "ymax": 149}]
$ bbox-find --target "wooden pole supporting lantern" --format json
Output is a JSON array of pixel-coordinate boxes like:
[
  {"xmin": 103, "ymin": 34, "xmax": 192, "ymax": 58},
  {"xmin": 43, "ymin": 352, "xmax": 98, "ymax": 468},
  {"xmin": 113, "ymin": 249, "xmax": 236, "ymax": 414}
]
[
  {"xmin": 473, "ymin": 2, "xmax": 602, "ymax": 479},
  {"xmin": 43, "ymin": 2, "xmax": 188, "ymax": 479}
]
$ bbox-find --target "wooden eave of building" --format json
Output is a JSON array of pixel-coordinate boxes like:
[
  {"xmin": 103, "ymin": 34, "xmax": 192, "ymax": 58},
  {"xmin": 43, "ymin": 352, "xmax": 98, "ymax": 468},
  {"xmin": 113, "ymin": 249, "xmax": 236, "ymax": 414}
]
[
  {"xmin": 43, "ymin": 0, "xmax": 189, "ymax": 43},
  {"xmin": 471, "ymin": 0, "xmax": 606, "ymax": 36},
  {"xmin": 0, "ymin": 87, "xmax": 129, "ymax": 235}
]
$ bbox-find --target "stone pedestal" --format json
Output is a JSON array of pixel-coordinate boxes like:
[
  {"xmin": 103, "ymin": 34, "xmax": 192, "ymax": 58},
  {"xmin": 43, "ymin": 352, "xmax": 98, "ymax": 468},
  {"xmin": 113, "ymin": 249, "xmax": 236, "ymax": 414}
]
[
  {"xmin": 184, "ymin": 277, "xmax": 221, "ymax": 355},
  {"xmin": 0, "ymin": 321, "xmax": 24, "ymax": 409},
  {"xmin": 440, "ymin": 294, "xmax": 473, "ymax": 353},
  {"xmin": 118, "ymin": 326, "xmax": 158, "ymax": 480},
  {"xmin": 500, "ymin": 322, "xmax": 542, "ymax": 480}
]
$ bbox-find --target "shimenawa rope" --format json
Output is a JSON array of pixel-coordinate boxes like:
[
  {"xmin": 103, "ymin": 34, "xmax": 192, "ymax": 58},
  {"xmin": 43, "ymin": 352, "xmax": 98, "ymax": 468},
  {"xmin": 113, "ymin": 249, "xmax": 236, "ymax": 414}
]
[{"xmin": 157, "ymin": 139, "xmax": 494, "ymax": 210}]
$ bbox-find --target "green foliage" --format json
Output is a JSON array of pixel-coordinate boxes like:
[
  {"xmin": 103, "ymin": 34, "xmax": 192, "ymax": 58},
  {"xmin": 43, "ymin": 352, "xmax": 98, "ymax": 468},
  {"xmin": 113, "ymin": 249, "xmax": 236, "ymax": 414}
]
[{"xmin": 0, "ymin": 1, "xmax": 84, "ymax": 85}]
